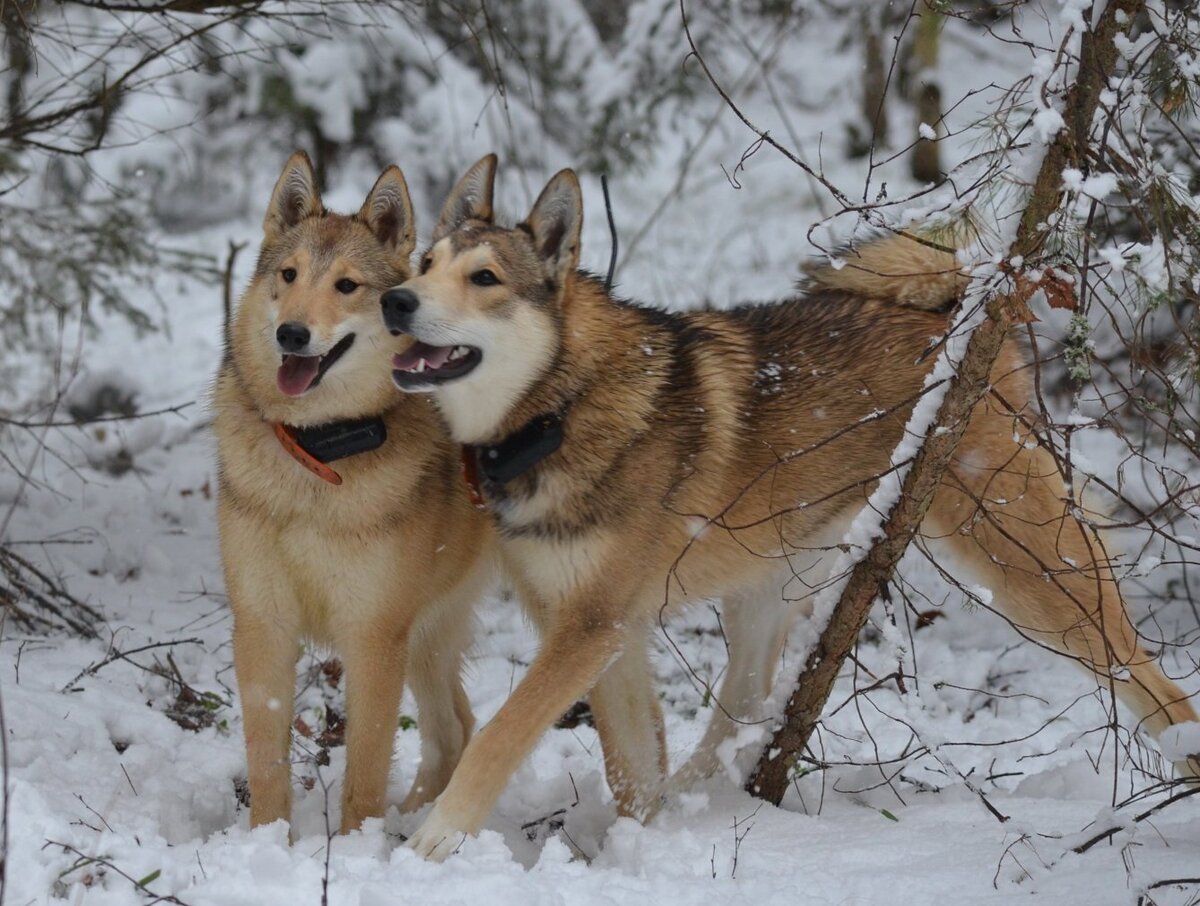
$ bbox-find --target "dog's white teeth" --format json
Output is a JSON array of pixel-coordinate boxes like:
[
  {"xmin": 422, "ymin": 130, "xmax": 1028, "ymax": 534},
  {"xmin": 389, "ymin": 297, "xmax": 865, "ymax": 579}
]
[
  {"xmin": 416, "ymin": 359, "xmax": 427, "ymax": 373},
  {"xmin": 449, "ymin": 345, "xmax": 468, "ymax": 361}
]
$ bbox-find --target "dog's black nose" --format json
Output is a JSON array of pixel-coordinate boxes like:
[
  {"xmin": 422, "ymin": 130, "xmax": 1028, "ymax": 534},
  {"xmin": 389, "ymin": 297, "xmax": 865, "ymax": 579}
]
[
  {"xmin": 276, "ymin": 322, "xmax": 311, "ymax": 353},
  {"xmin": 381, "ymin": 288, "xmax": 419, "ymax": 334}
]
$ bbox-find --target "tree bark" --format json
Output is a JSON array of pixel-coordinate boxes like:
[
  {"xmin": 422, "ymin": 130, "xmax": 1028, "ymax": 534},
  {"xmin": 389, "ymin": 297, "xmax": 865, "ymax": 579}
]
[
  {"xmin": 848, "ymin": 7, "xmax": 890, "ymax": 158},
  {"xmin": 748, "ymin": 0, "xmax": 1146, "ymax": 806},
  {"xmin": 910, "ymin": 0, "xmax": 942, "ymax": 183}
]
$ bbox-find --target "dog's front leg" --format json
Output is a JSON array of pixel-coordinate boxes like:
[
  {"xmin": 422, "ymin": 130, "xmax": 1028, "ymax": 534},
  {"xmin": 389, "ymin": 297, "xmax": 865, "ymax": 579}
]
[
  {"xmin": 337, "ymin": 621, "xmax": 409, "ymax": 833},
  {"xmin": 233, "ymin": 611, "xmax": 300, "ymax": 830},
  {"xmin": 407, "ymin": 612, "xmax": 625, "ymax": 861}
]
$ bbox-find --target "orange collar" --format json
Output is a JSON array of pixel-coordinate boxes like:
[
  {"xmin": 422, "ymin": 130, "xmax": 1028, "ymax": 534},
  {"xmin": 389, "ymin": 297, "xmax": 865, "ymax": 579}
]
[{"xmin": 273, "ymin": 423, "xmax": 343, "ymax": 485}]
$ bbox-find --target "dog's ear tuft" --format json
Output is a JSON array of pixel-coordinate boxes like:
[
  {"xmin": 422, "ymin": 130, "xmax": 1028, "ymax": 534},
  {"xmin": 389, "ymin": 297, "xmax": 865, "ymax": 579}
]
[
  {"xmin": 524, "ymin": 169, "xmax": 582, "ymax": 285},
  {"xmin": 433, "ymin": 154, "xmax": 497, "ymax": 242},
  {"xmin": 264, "ymin": 151, "xmax": 322, "ymax": 242},
  {"xmin": 360, "ymin": 165, "xmax": 416, "ymax": 263}
]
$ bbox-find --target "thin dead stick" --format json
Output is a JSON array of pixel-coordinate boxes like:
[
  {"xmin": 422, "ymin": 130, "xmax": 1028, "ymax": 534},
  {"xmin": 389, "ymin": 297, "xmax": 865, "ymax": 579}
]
[
  {"xmin": 0, "ymin": 402, "xmax": 194, "ymax": 430},
  {"xmin": 0, "ymin": 310, "xmax": 85, "ymax": 542},
  {"xmin": 314, "ymin": 762, "xmax": 334, "ymax": 906},
  {"xmin": 1072, "ymin": 785, "xmax": 1200, "ymax": 854},
  {"xmin": 221, "ymin": 239, "xmax": 247, "ymax": 335},
  {"xmin": 600, "ymin": 175, "xmax": 618, "ymax": 293},
  {"xmin": 44, "ymin": 841, "xmax": 192, "ymax": 905},
  {"xmin": 678, "ymin": 0, "xmax": 850, "ymax": 208},
  {"xmin": 747, "ymin": 0, "xmax": 1146, "ymax": 805},
  {"xmin": 61, "ymin": 637, "xmax": 203, "ymax": 693},
  {"xmin": 1, "ymin": 546, "xmax": 102, "ymax": 638}
]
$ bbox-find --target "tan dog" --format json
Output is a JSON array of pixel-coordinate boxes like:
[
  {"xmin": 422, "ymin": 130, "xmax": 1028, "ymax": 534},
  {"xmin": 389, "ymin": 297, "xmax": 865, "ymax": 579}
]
[
  {"xmin": 214, "ymin": 152, "xmax": 493, "ymax": 835},
  {"xmin": 381, "ymin": 156, "xmax": 1199, "ymax": 859}
]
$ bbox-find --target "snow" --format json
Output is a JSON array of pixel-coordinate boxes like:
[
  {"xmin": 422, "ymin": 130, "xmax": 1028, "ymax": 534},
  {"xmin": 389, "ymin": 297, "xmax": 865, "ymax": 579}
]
[
  {"xmin": 4, "ymin": 0, "xmax": 1200, "ymax": 903},
  {"xmin": 1033, "ymin": 108, "xmax": 1066, "ymax": 142},
  {"xmin": 1158, "ymin": 723, "xmax": 1200, "ymax": 763},
  {"xmin": 279, "ymin": 45, "xmax": 367, "ymax": 144},
  {"xmin": 1062, "ymin": 168, "xmax": 1119, "ymax": 199},
  {"xmin": 5, "ymin": 395, "xmax": 1199, "ymax": 899}
]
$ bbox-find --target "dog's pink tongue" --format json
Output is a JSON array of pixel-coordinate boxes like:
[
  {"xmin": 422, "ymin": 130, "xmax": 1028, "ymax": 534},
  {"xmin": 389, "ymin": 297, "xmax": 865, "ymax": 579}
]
[
  {"xmin": 393, "ymin": 341, "xmax": 453, "ymax": 372},
  {"xmin": 277, "ymin": 355, "xmax": 320, "ymax": 396}
]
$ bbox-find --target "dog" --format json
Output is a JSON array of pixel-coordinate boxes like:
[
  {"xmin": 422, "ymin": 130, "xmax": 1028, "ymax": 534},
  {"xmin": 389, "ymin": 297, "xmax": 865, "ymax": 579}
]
[
  {"xmin": 213, "ymin": 151, "xmax": 493, "ymax": 835},
  {"xmin": 381, "ymin": 155, "xmax": 1200, "ymax": 860}
]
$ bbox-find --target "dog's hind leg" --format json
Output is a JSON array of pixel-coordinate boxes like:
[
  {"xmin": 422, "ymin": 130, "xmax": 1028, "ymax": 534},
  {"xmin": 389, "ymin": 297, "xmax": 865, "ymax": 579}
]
[
  {"xmin": 399, "ymin": 576, "xmax": 481, "ymax": 814},
  {"xmin": 589, "ymin": 624, "xmax": 668, "ymax": 819},
  {"xmin": 664, "ymin": 578, "xmax": 809, "ymax": 798},
  {"xmin": 926, "ymin": 394, "xmax": 1200, "ymax": 782}
]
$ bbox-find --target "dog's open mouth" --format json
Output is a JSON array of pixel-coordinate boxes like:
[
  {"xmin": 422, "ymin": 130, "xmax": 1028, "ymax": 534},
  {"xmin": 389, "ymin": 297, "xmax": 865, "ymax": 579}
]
[
  {"xmin": 391, "ymin": 341, "xmax": 481, "ymax": 389},
  {"xmin": 276, "ymin": 333, "xmax": 355, "ymax": 397}
]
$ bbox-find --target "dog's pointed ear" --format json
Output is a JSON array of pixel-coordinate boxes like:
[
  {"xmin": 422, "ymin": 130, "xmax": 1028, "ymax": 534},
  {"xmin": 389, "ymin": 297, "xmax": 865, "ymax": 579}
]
[
  {"xmin": 359, "ymin": 165, "xmax": 416, "ymax": 263},
  {"xmin": 264, "ymin": 151, "xmax": 322, "ymax": 242},
  {"xmin": 524, "ymin": 169, "xmax": 582, "ymax": 286},
  {"xmin": 433, "ymin": 154, "xmax": 497, "ymax": 242}
]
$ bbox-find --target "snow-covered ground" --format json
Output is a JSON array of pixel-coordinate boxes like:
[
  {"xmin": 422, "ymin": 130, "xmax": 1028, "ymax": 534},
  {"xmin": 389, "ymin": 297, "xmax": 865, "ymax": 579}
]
[
  {"xmin": 5, "ymin": 312, "xmax": 1200, "ymax": 904},
  {"xmin": 4, "ymin": 2, "xmax": 1200, "ymax": 904}
]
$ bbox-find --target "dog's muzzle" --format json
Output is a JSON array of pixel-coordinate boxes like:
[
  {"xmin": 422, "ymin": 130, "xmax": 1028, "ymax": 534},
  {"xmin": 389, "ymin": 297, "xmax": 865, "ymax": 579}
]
[{"xmin": 381, "ymin": 288, "xmax": 419, "ymax": 335}]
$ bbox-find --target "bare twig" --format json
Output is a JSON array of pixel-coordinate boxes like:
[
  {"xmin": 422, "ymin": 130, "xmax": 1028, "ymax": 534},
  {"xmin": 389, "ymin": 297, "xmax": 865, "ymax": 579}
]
[
  {"xmin": 221, "ymin": 240, "xmax": 247, "ymax": 335},
  {"xmin": 0, "ymin": 547, "xmax": 102, "ymax": 638},
  {"xmin": 61, "ymin": 637, "xmax": 203, "ymax": 693},
  {"xmin": 600, "ymin": 175, "xmax": 618, "ymax": 294},
  {"xmin": 0, "ymin": 402, "xmax": 194, "ymax": 431},
  {"xmin": 1073, "ymin": 786, "xmax": 1200, "ymax": 855},
  {"xmin": 45, "ymin": 841, "xmax": 192, "ymax": 904}
]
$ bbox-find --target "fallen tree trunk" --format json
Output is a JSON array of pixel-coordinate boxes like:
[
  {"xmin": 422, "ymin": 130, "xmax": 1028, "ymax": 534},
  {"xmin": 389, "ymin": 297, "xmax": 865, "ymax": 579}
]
[{"xmin": 747, "ymin": 0, "xmax": 1145, "ymax": 805}]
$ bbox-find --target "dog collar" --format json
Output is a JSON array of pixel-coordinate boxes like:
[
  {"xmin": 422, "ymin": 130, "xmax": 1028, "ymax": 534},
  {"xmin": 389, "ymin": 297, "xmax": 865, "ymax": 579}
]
[
  {"xmin": 461, "ymin": 411, "xmax": 566, "ymax": 508},
  {"xmin": 272, "ymin": 417, "xmax": 388, "ymax": 486}
]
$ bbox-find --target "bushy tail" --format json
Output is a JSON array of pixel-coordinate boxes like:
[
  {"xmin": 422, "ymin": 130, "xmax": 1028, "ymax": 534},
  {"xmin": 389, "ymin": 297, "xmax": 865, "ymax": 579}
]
[{"xmin": 805, "ymin": 232, "xmax": 969, "ymax": 311}]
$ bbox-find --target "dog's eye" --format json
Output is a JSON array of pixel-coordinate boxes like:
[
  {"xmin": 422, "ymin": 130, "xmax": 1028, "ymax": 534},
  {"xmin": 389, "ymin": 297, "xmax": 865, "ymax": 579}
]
[
  {"xmin": 470, "ymin": 269, "xmax": 500, "ymax": 287},
  {"xmin": 334, "ymin": 278, "xmax": 359, "ymax": 295},
  {"xmin": 281, "ymin": 268, "xmax": 297, "ymax": 283},
  {"xmin": 420, "ymin": 255, "xmax": 433, "ymax": 275}
]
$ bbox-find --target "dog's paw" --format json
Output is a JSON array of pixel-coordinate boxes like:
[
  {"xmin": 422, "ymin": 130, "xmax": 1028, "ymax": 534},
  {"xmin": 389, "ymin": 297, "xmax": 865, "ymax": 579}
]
[{"xmin": 406, "ymin": 806, "xmax": 469, "ymax": 861}]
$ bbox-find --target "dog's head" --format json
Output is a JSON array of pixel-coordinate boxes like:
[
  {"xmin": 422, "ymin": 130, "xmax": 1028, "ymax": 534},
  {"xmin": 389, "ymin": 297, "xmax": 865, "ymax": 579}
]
[
  {"xmin": 381, "ymin": 156, "xmax": 582, "ymax": 443},
  {"xmin": 234, "ymin": 151, "xmax": 416, "ymax": 422}
]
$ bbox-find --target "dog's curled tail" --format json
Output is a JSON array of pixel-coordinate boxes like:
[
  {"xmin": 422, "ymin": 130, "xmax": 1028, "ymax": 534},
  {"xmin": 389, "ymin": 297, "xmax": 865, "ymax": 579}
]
[{"xmin": 805, "ymin": 232, "xmax": 969, "ymax": 311}]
